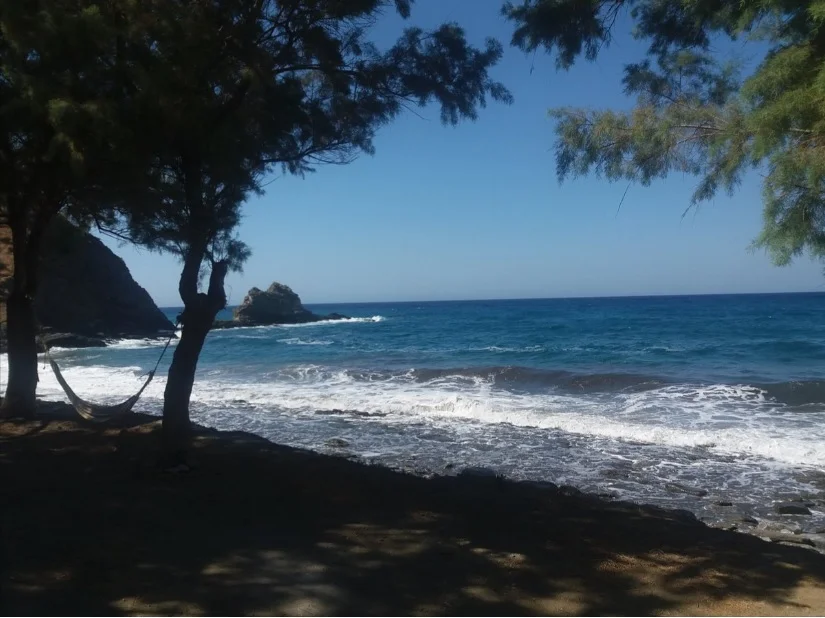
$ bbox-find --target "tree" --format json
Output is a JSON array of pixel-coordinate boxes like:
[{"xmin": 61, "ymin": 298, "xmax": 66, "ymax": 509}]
[
  {"xmin": 0, "ymin": 1, "xmax": 133, "ymax": 417},
  {"xmin": 504, "ymin": 0, "xmax": 825, "ymax": 265},
  {"xmin": 106, "ymin": 0, "xmax": 511, "ymax": 461}
]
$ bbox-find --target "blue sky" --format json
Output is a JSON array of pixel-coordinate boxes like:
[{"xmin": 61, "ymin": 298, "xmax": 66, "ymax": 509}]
[{"xmin": 102, "ymin": 0, "xmax": 825, "ymax": 307}]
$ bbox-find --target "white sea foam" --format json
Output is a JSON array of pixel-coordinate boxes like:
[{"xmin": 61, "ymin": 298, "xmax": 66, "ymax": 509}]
[
  {"xmin": 105, "ymin": 337, "xmax": 179, "ymax": 350},
  {"xmin": 23, "ymin": 359, "xmax": 825, "ymax": 469},
  {"xmin": 277, "ymin": 338, "xmax": 334, "ymax": 346},
  {"xmin": 469, "ymin": 345, "xmax": 545, "ymax": 353},
  {"xmin": 18, "ymin": 362, "xmax": 167, "ymax": 408},
  {"xmin": 9, "ymin": 355, "xmax": 825, "ymax": 536},
  {"xmin": 204, "ymin": 316, "xmax": 386, "ymax": 335},
  {"xmin": 278, "ymin": 315, "xmax": 385, "ymax": 328}
]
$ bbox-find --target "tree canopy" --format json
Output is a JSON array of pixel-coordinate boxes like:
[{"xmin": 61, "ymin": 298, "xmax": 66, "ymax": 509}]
[
  {"xmin": 0, "ymin": 0, "xmax": 139, "ymax": 415},
  {"xmin": 0, "ymin": 0, "xmax": 511, "ymax": 430},
  {"xmin": 504, "ymin": 0, "xmax": 825, "ymax": 266},
  {"xmin": 112, "ymin": 0, "xmax": 512, "ymax": 298},
  {"xmin": 92, "ymin": 0, "xmax": 511, "ymax": 457}
]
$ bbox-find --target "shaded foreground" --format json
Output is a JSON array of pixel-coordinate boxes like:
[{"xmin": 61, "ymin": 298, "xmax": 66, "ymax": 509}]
[{"xmin": 2, "ymin": 405, "xmax": 825, "ymax": 616}]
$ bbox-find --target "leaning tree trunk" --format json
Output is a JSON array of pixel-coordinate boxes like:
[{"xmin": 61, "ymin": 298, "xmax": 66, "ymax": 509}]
[
  {"xmin": 161, "ymin": 306, "xmax": 211, "ymax": 462},
  {"xmin": 161, "ymin": 257, "xmax": 228, "ymax": 463}
]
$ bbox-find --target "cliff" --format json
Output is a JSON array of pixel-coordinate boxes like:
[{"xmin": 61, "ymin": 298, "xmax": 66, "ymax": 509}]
[{"xmin": 0, "ymin": 217, "xmax": 174, "ymax": 345}]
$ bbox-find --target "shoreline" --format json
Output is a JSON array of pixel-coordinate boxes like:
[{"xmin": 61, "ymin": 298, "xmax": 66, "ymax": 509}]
[
  {"xmin": 16, "ymin": 384, "xmax": 825, "ymax": 553},
  {"xmin": 3, "ymin": 403, "xmax": 825, "ymax": 615}
]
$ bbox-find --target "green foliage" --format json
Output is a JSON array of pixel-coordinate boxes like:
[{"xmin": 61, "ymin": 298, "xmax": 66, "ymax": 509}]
[
  {"xmin": 105, "ymin": 0, "xmax": 511, "ymax": 307},
  {"xmin": 75, "ymin": 0, "xmax": 513, "ymax": 435},
  {"xmin": 505, "ymin": 0, "xmax": 825, "ymax": 266},
  {"xmin": 0, "ymin": 0, "xmax": 509, "ymax": 421},
  {"xmin": 0, "ymin": 0, "xmax": 150, "ymax": 296},
  {"xmin": 0, "ymin": 0, "xmax": 120, "ymax": 227},
  {"xmin": 0, "ymin": 0, "xmax": 153, "ymax": 413},
  {"xmin": 504, "ymin": 0, "xmax": 624, "ymax": 69}
]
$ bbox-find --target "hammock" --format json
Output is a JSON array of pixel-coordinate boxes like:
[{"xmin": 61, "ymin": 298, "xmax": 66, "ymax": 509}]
[{"xmin": 42, "ymin": 331, "xmax": 175, "ymax": 423}]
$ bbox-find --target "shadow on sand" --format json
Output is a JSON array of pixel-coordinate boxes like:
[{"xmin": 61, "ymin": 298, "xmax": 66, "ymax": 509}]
[{"xmin": 2, "ymin": 404, "xmax": 825, "ymax": 616}]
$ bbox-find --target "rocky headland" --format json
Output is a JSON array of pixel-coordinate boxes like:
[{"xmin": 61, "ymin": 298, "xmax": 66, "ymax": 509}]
[{"xmin": 0, "ymin": 217, "xmax": 175, "ymax": 350}]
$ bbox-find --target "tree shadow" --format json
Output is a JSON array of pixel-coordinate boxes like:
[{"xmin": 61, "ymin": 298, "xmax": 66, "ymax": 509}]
[
  {"xmin": 0, "ymin": 222, "xmax": 10, "ymax": 354},
  {"xmin": 0, "ymin": 222, "xmax": 10, "ymax": 284},
  {"xmin": 2, "ymin": 408, "xmax": 825, "ymax": 616}
]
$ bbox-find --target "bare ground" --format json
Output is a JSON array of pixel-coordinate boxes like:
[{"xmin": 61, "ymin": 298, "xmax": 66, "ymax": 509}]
[{"xmin": 2, "ymin": 403, "xmax": 825, "ymax": 616}]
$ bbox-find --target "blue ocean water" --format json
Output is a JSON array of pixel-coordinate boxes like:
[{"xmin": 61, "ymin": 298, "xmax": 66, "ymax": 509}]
[
  {"xmin": 213, "ymin": 293, "xmax": 825, "ymax": 387},
  {"xmin": 27, "ymin": 293, "xmax": 825, "ymax": 536}
]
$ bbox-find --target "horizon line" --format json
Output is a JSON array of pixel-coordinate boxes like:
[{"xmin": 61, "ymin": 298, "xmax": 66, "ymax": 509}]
[{"xmin": 156, "ymin": 289, "xmax": 825, "ymax": 309}]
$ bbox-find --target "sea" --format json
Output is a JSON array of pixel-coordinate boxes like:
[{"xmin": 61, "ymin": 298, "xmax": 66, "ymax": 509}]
[{"xmin": 18, "ymin": 293, "xmax": 825, "ymax": 540}]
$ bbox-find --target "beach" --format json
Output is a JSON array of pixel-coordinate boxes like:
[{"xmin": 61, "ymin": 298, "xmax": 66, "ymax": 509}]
[
  {"xmin": 3, "ymin": 403, "xmax": 825, "ymax": 616},
  {"xmin": 27, "ymin": 295, "xmax": 825, "ymax": 542},
  {"xmin": 4, "ymin": 0, "xmax": 825, "ymax": 614}
]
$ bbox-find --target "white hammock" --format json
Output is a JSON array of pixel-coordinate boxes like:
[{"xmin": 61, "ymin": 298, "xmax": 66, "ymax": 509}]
[{"xmin": 42, "ymin": 331, "xmax": 174, "ymax": 423}]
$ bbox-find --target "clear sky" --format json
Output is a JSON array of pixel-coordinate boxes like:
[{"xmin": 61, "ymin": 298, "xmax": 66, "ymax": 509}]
[{"xmin": 102, "ymin": 0, "xmax": 825, "ymax": 307}]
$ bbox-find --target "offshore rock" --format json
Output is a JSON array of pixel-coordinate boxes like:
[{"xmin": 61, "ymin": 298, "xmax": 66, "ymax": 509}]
[{"xmin": 230, "ymin": 282, "xmax": 347, "ymax": 326}]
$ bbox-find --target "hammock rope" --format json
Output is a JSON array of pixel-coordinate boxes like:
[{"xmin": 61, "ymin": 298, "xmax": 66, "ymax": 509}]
[{"xmin": 42, "ymin": 329, "xmax": 177, "ymax": 423}]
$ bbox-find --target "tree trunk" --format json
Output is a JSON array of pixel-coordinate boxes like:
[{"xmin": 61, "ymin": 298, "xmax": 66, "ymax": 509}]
[
  {"xmin": 161, "ymin": 306, "xmax": 211, "ymax": 463},
  {"xmin": 1, "ymin": 211, "xmax": 47, "ymax": 419},
  {"xmin": 161, "ymin": 254, "xmax": 228, "ymax": 464},
  {"xmin": 2, "ymin": 291, "xmax": 38, "ymax": 418},
  {"xmin": 160, "ymin": 154, "xmax": 231, "ymax": 463}
]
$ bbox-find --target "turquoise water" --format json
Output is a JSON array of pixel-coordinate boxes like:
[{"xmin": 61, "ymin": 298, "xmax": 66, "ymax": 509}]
[{"xmin": 29, "ymin": 293, "xmax": 825, "ymax": 537}]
